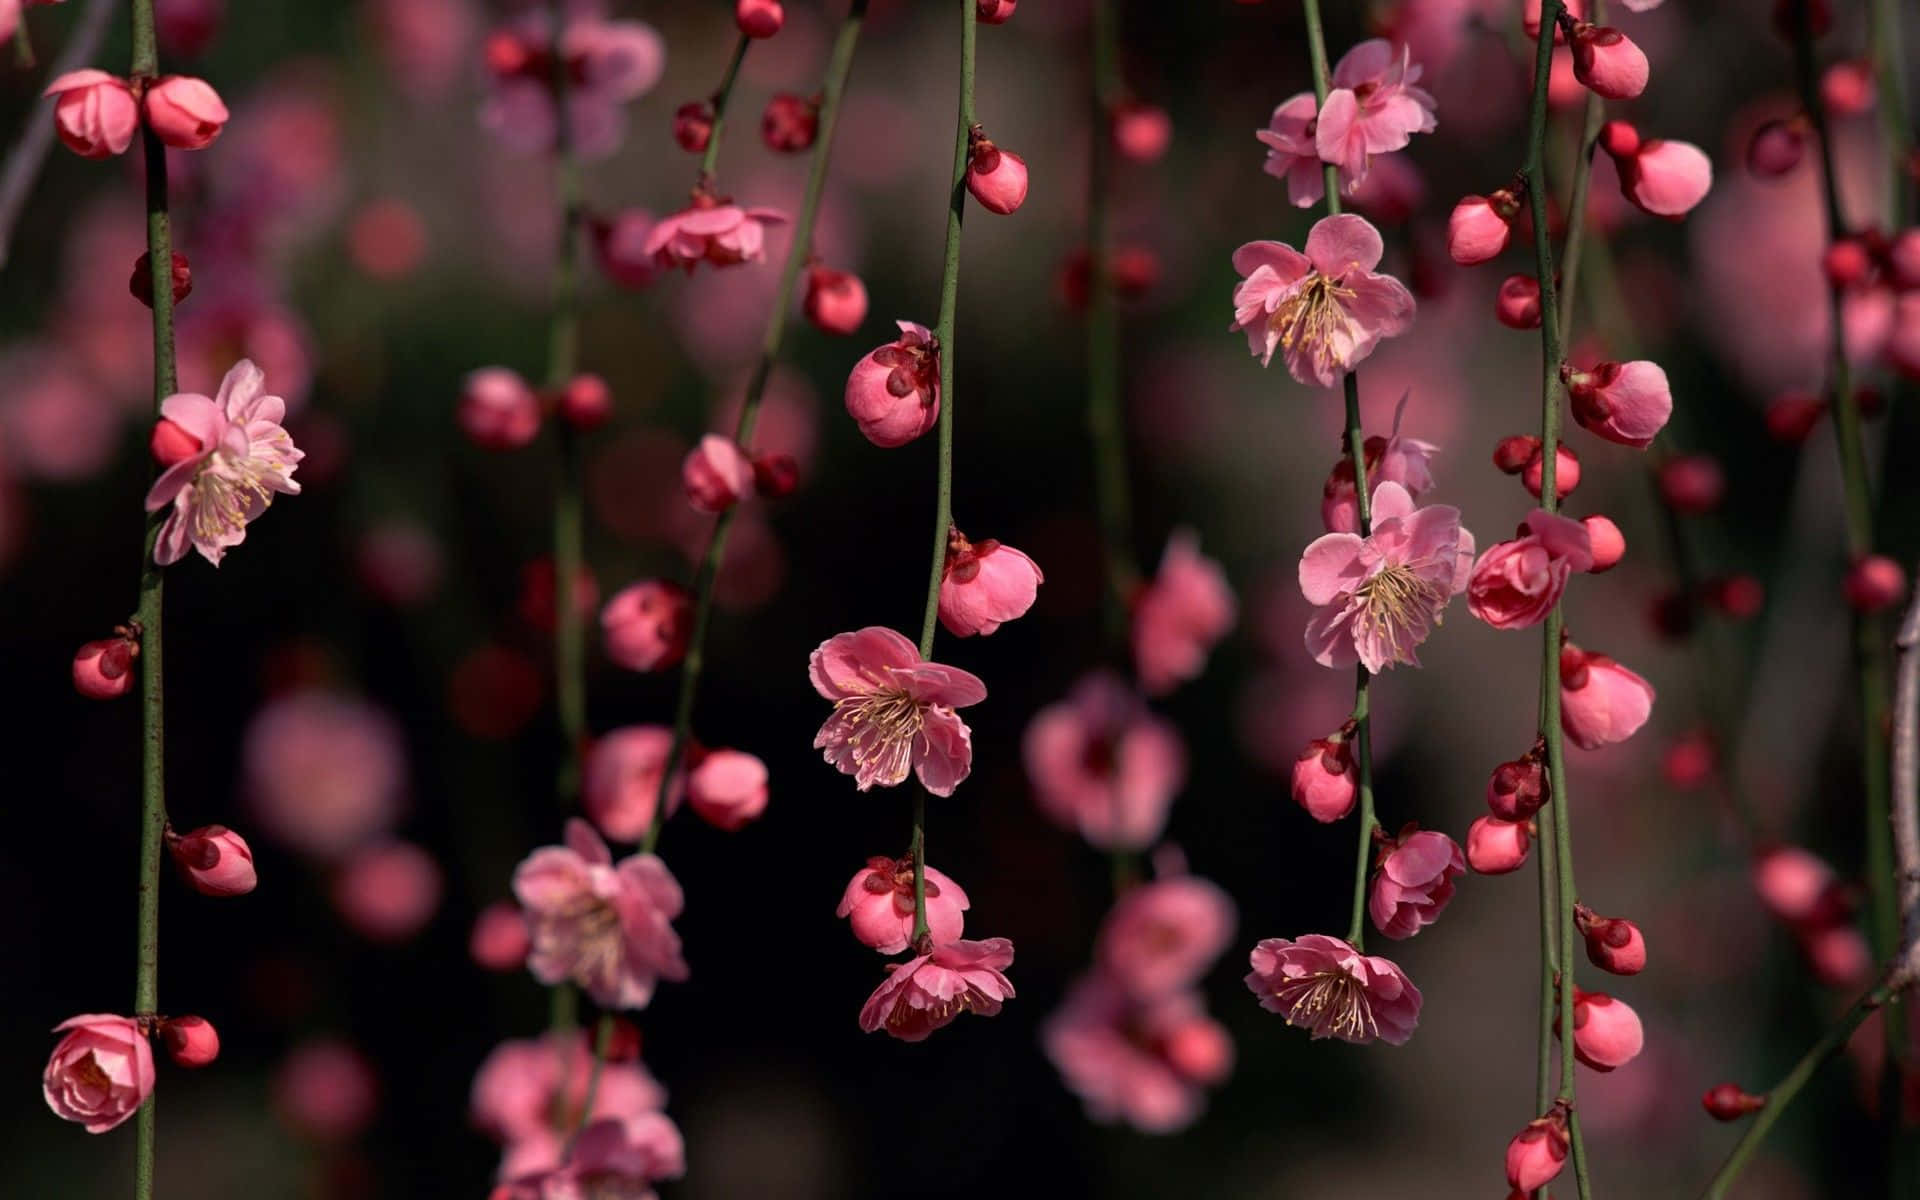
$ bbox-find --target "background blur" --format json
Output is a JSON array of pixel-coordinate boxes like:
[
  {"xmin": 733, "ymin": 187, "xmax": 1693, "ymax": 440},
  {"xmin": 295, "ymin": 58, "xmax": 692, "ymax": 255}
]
[{"xmin": 2, "ymin": 0, "xmax": 1915, "ymax": 1196}]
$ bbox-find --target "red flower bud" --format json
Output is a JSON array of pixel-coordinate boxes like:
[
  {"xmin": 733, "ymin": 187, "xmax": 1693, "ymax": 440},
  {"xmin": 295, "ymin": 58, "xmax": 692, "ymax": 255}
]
[{"xmin": 1702, "ymin": 1083, "xmax": 1767, "ymax": 1121}]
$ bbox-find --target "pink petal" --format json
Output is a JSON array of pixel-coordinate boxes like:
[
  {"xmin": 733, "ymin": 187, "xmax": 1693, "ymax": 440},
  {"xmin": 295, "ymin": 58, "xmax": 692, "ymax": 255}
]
[
  {"xmin": 1230, "ymin": 239, "xmax": 1310, "ymax": 283},
  {"xmin": 893, "ymin": 661, "xmax": 988, "ymax": 708},
  {"xmin": 1298, "ymin": 532, "xmax": 1367, "ymax": 605},
  {"xmin": 1305, "ymin": 213, "xmax": 1387, "ymax": 277},
  {"xmin": 563, "ymin": 817, "xmax": 613, "ymax": 865},
  {"xmin": 914, "ymin": 707, "xmax": 974, "ymax": 796},
  {"xmin": 1331, "ymin": 38, "xmax": 1397, "ymax": 89},
  {"xmin": 809, "ymin": 627, "xmax": 921, "ymax": 699}
]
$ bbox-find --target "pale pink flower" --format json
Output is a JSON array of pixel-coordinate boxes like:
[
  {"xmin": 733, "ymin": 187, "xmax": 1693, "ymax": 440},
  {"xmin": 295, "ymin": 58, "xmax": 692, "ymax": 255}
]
[
  {"xmin": 685, "ymin": 748, "xmax": 768, "ymax": 832},
  {"xmin": 836, "ymin": 856, "xmax": 970, "ymax": 954},
  {"xmin": 44, "ymin": 70, "xmax": 138, "ymax": 159},
  {"xmin": 1560, "ymin": 642, "xmax": 1655, "ymax": 750},
  {"xmin": 331, "ymin": 839, "xmax": 443, "ymax": 942},
  {"xmin": 809, "ymin": 627, "xmax": 985, "ymax": 796},
  {"xmin": 1025, "ymin": 672, "xmax": 1187, "ymax": 850},
  {"xmin": 481, "ymin": 10, "xmax": 665, "ymax": 160},
  {"xmin": 1368, "ymin": 827, "xmax": 1466, "ymax": 939},
  {"xmin": 243, "ymin": 690, "xmax": 406, "ymax": 859},
  {"xmin": 1314, "ymin": 40, "xmax": 1438, "ymax": 188},
  {"xmin": 513, "ymin": 818, "xmax": 689, "ymax": 1010},
  {"xmin": 583, "ymin": 726, "xmax": 682, "ymax": 844},
  {"xmin": 497, "ymin": 1114, "xmax": 684, "ymax": 1199},
  {"xmin": 1230, "ymin": 214, "xmax": 1416, "ymax": 387},
  {"xmin": 858, "ymin": 937, "xmax": 1016, "ymax": 1041},
  {"xmin": 1300, "ymin": 480, "xmax": 1471, "ymax": 672},
  {"xmin": 642, "ymin": 200, "xmax": 788, "ymax": 273},
  {"xmin": 43, "ymin": 1014, "xmax": 155, "ymax": 1133},
  {"xmin": 1466, "ymin": 509, "xmax": 1594, "ymax": 630},
  {"xmin": 144, "ymin": 359, "xmax": 303, "ymax": 566},
  {"xmin": 1257, "ymin": 93, "xmax": 1343, "ymax": 208},
  {"xmin": 1567, "ymin": 360, "xmax": 1673, "ymax": 446},
  {"xmin": 1043, "ymin": 976, "xmax": 1233, "ymax": 1133},
  {"xmin": 940, "ymin": 529, "xmax": 1043, "ymax": 636},
  {"xmin": 471, "ymin": 1031, "xmax": 666, "ymax": 1150},
  {"xmin": 1097, "ymin": 875, "xmax": 1236, "ymax": 999},
  {"xmin": 1133, "ymin": 529, "xmax": 1236, "ymax": 695},
  {"xmin": 1244, "ymin": 934, "xmax": 1421, "ymax": 1045}
]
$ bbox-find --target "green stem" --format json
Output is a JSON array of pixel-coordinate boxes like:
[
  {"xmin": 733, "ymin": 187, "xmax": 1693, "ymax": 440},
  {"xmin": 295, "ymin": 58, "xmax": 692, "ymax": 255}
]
[
  {"xmin": 639, "ymin": 0, "xmax": 870, "ymax": 859},
  {"xmin": 1867, "ymin": 0, "xmax": 1913, "ymax": 222},
  {"xmin": 697, "ymin": 35, "xmax": 752, "ymax": 185},
  {"xmin": 1536, "ymin": 799, "xmax": 1560, "ymax": 1113},
  {"xmin": 1554, "ymin": 0, "xmax": 1606, "ymax": 335},
  {"xmin": 11, "ymin": 12, "xmax": 33, "ymax": 68},
  {"xmin": 1086, "ymin": 0, "xmax": 1135, "ymax": 646},
  {"xmin": 569, "ymin": 1010, "xmax": 616, "ymax": 1142}
]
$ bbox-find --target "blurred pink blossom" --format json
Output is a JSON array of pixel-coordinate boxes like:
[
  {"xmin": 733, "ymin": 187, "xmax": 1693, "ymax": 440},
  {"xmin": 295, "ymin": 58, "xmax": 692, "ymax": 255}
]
[
  {"xmin": 810, "ymin": 627, "xmax": 985, "ymax": 796},
  {"xmin": 1024, "ymin": 672, "xmax": 1187, "ymax": 851},
  {"xmin": 858, "ymin": 937, "xmax": 1016, "ymax": 1041},
  {"xmin": 243, "ymin": 690, "xmax": 407, "ymax": 860},
  {"xmin": 514, "ymin": 818, "xmax": 688, "ymax": 1010}
]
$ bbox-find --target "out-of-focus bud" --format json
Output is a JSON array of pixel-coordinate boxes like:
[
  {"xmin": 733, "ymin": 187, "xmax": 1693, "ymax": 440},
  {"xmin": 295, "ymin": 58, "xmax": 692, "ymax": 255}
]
[
  {"xmin": 735, "ymin": 0, "xmax": 783, "ymax": 38},
  {"xmin": 558, "ymin": 373, "xmax": 612, "ymax": 431},
  {"xmin": 674, "ymin": 101, "xmax": 714, "ymax": 153},
  {"xmin": 752, "ymin": 452, "xmax": 799, "ymax": 498},
  {"xmin": 803, "ymin": 266, "xmax": 868, "ymax": 336},
  {"xmin": 1702, "ymin": 1083, "xmax": 1767, "ymax": 1121},
  {"xmin": 1495, "ymin": 273, "xmax": 1542, "ymax": 329},
  {"xmin": 761, "ymin": 93, "xmax": 818, "ymax": 153},
  {"xmin": 1746, "ymin": 118, "xmax": 1807, "ymax": 178},
  {"xmin": 1843, "ymin": 555, "xmax": 1906, "ymax": 613}
]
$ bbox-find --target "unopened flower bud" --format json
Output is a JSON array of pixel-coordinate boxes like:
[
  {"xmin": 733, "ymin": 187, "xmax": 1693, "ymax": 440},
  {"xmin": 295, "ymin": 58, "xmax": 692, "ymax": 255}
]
[
  {"xmin": 752, "ymin": 452, "xmax": 799, "ymax": 498},
  {"xmin": 129, "ymin": 251, "xmax": 192, "ymax": 309},
  {"xmin": 1569, "ymin": 24, "xmax": 1649, "ymax": 101},
  {"xmin": 1522, "ymin": 444, "xmax": 1581, "ymax": 501},
  {"xmin": 143, "ymin": 75, "xmax": 229, "ymax": 150},
  {"xmin": 967, "ymin": 131, "xmax": 1029, "ymax": 215},
  {"xmin": 73, "ymin": 634, "xmax": 139, "ymax": 700},
  {"xmin": 762, "ymin": 93, "xmax": 818, "ymax": 153},
  {"xmin": 1658, "ymin": 454, "xmax": 1726, "ymax": 514},
  {"xmin": 1821, "ymin": 59, "xmax": 1875, "ymax": 116},
  {"xmin": 976, "ymin": 0, "xmax": 1017, "ymax": 23},
  {"xmin": 600, "ymin": 580, "xmax": 691, "ymax": 672},
  {"xmin": 469, "ymin": 900, "xmax": 529, "ymax": 971},
  {"xmin": 1702, "ymin": 1083, "xmax": 1767, "ymax": 1121},
  {"xmin": 1506, "ymin": 1105, "xmax": 1571, "ymax": 1193},
  {"xmin": 1764, "ymin": 391, "xmax": 1825, "ymax": 442},
  {"xmin": 1575, "ymin": 904, "xmax": 1647, "ymax": 975},
  {"xmin": 1447, "ymin": 193, "xmax": 1516, "ymax": 265},
  {"xmin": 1598, "ymin": 118, "xmax": 1640, "ymax": 159},
  {"xmin": 1747, "ymin": 118, "xmax": 1807, "ymax": 177},
  {"xmin": 846, "ymin": 321, "xmax": 939, "ymax": 447},
  {"xmin": 167, "ymin": 824, "xmax": 257, "ymax": 896},
  {"xmin": 803, "ymin": 266, "xmax": 868, "ymax": 336},
  {"xmin": 45, "ymin": 70, "xmax": 139, "ymax": 159},
  {"xmin": 160, "ymin": 1016, "xmax": 220, "ymax": 1067},
  {"xmin": 1843, "ymin": 555, "xmax": 1906, "ymax": 613},
  {"xmin": 687, "ymin": 748, "xmax": 770, "ymax": 831},
  {"xmin": 1567, "ymin": 360, "xmax": 1673, "ymax": 447},
  {"xmin": 1292, "ymin": 730, "xmax": 1356, "ymax": 823},
  {"xmin": 1564, "ymin": 988, "xmax": 1644, "ymax": 1070},
  {"xmin": 1111, "ymin": 101, "xmax": 1171, "ymax": 163},
  {"xmin": 674, "ymin": 101, "xmax": 714, "ymax": 153},
  {"xmin": 459, "ymin": 367, "xmax": 540, "ymax": 450},
  {"xmin": 1495, "ymin": 274, "xmax": 1542, "ymax": 329},
  {"xmin": 735, "ymin": 0, "xmax": 784, "ymax": 38},
  {"xmin": 1493, "ymin": 434, "xmax": 1541, "ymax": 474},
  {"xmin": 681, "ymin": 435, "xmax": 754, "ymax": 513},
  {"xmin": 1466, "ymin": 815, "xmax": 1532, "ymax": 874},
  {"xmin": 1580, "ymin": 515, "xmax": 1625, "ymax": 572},
  {"xmin": 1823, "ymin": 238, "xmax": 1874, "ymax": 288},
  {"xmin": 1661, "ymin": 731, "xmax": 1715, "ymax": 789},
  {"xmin": 1487, "ymin": 755, "xmax": 1548, "ymax": 821},
  {"xmin": 558, "ymin": 373, "xmax": 611, "ymax": 431},
  {"xmin": 1703, "ymin": 573, "xmax": 1764, "ymax": 619}
]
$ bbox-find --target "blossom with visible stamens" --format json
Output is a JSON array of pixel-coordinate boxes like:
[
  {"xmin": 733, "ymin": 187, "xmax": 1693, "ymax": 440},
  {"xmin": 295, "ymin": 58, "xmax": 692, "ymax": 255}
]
[
  {"xmin": 1313, "ymin": 40, "xmax": 1438, "ymax": 189},
  {"xmin": 1300, "ymin": 481, "xmax": 1472, "ymax": 672},
  {"xmin": 858, "ymin": 938, "xmax": 1016, "ymax": 1041},
  {"xmin": 512, "ymin": 819, "xmax": 688, "ymax": 1011},
  {"xmin": 144, "ymin": 358, "xmax": 303, "ymax": 567},
  {"xmin": 1244, "ymin": 934, "xmax": 1420, "ymax": 1045},
  {"xmin": 809, "ymin": 627, "xmax": 985, "ymax": 796},
  {"xmin": 1230, "ymin": 214, "xmax": 1415, "ymax": 388}
]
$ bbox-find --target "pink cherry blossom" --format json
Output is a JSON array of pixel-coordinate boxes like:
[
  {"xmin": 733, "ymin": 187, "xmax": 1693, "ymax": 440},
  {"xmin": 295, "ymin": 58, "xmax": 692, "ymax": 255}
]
[
  {"xmin": 44, "ymin": 70, "xmax": 139, "ymax": 159},
  {"xmin": 1466, "ymin": 509, "xmax": 1594, "ymax": 630},
  {"xmin": 481, "ymin": 9, "xmax": 665, "ymax": 160},
  {"xmin": 1133, "ymin": 529, "xmax": 1236, "ymax": 695},
  {"xmin": 1230, "ymin": 214, "xmax": 1416, "ymax": 387},
  {"xmin": 496, "ymin": 1112, "xmax": 685, "ymax": 1199},
  {"xmin": 940, "ymin": 529, "xmax": 1043, "ymax": 636},
  {"xmin": 43, "ymin": 1014, "xmax": 155, "ymax": 1132},
  {"xmin": 1024, "ymin": 672, "xmax": 1187, "ymax": 850},
  {"xmin": 1257, "ymin": 93, "xmax": 1345, "ymax": 208},
  {"xmin": 836, "ymin": 856, "xmax": 970, "ymax": 954},
  {"xmin": 144, "ymin": 359, "xmax": 303, "ymax": 566},
  {"xmin": 685, "ymin": 748, "xmax": 768, "ymax": 832},
  {"xmin": 583, "ymin": 726, "xmax": 683, "ymax": 844},
  {"xmin": 1567, "ymin": 360, "xmax": 1673, "ymax": 446},
  {"xmin": 1244, "ymin": 934, "xmax": 1421, "ymax": 1045},
  {"xmin": 1368, "ymin": 827, "xmax": 1466, "ymax": 939},
  {"xmin": 642, "ymin": 199, "xmax": 788, "ymax": 273},
  {"xmin": 1043, "ymin": 976, "xmax": 1233, "ymax": 1133},
  {"xmin": 471, "ymin": 901, "xmax": 531, "ymax": 971},
  {"xmin": 809, "ymin": 627, "xmax": 986, "ymax": 796},
  {"xmin": 471, "ymin": 1031, "xmax": 669, "ymax": 1179},
  {"xmin": 1097, "ymin": 875, "xmax": 1236, "ymax": 998},
  {"xmin": 600, "ymin": 581, "xmax": 692, "ymax": 672},
  {"xmin": 1299, "ymin": 481, "xmax": 1472, "ymax": 672},
  {"xmin": 1560, "ymin": 642, "xmax": 1655, "ymax": 750},
  {"xmin": 513, "ymin": 818, "xmax": 689, "ymax": 1010},
  {"xmin": 1752, "ymin": 845, "xmax": 1844, "ymax": 925},
  {"xmin": 1314, "ymin": 40, "xmax": 1438, "ymax": 188},
  {"xmin": 243, "ymin": 690, "xmax": 406, "ymax": 859},
  {"xmin": 858, "ymin": 937, "xmax": 1016, "ymax": 1041}
]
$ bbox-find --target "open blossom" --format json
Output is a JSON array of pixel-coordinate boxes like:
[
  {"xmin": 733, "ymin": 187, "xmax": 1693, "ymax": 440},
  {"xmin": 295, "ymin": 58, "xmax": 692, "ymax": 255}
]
[
  {"xmin": 810, "ymin": 627, "xmax": 986, "ymax": 796},
  {"xmin": 1043, "ymin": 977, "xmax": 1233, "ymax": 1133},
  {"xmin": 837, "ymin": 857, "xmax": 969, "ymax": 954},
  {"xmin": 1024, "ymin": 672, "xmax": 1187, "ymax": 850},
  {"xmin": 858, "ymin": 937, "xmax": 1016, "ymax": 1042},
  {"xmin": 481, "ymin": 9, "xmax": 665, "ymax": 159},
  {"xmin": 1133, "ymin": 530, "xmax": 1235, "ymax": 695},
  {"xmin": 643, "ymin": 198, "xmax": 787, "ymax": 273},
  {"xmin": 513, "ymin": 819, "xmax": 688, "ymax": 1010},
  {"xmin": 939, "ymin": 529, "xmax": 1043, "ymax": 636},
  {"xmin": 497, "ymin": 1115, "xmax": 685, "ymax": 1199},
  {"xmin": 1368, "ymin": 827, "xmax": 1466, "ymax": 939},
  {"xmin": 1244, "ymin": 934, "xmax": 1421, "ymax": 1045},
  {"xmin": 1314, "ymin": 40, "xmax": 1437, "ymax": 188},
  {"xmin": 1560, "ymin": 642, "xmax": 1655, "ymax": 750},
  {"xmin": 1097, "ymin": 875, "xmax": 1236, "ymax": 998},
  {"xmin": 583, "ymin": 726, "xmax": 682, "ymax": 844},
  {"xmin": 43, "ymin": 1015, "xmax": 155, "ymax": 1133},
  {"xmin": 144, "ymin": 359, "xmax": 303, "ymax": 566},
  {"xmin": 1300, "ymin": 481, "xmax": 1472, "ymax": 672},
  {"xmin": 1230, "ymin": 214, "xmax": 1416, "ymax": 387},
  {"xmin": 1257, "ymin": 93, "xmax": 1345, "ymax": 208},
  {"xmin": 471, "ymin": 1031, "xmax": 672, "ymax": 1179},
  {"xmin": 1466, "ymin": 509, "xmax": 1594, "ymax": 630}
]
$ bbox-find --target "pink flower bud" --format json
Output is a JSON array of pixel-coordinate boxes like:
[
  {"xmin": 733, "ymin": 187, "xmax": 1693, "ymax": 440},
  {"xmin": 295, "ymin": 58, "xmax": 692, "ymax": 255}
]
[
  {"xmin": 1658, "ymin": 454, "xmax": 1725, "ymax": 514},
  {"xmin": 1764, "ymin": 391, "xmax": 1825, "ymax": 442},
  {"xmin": 846, "ymin": 320, "xmax": 939, "ymax": 447},
  {"xmin": 129, "ymin": 250, "xmax": 192, "ymax": 309},
  {"xmin": 1581, "ymin": 515, "xmax": 1625, "ymax": 572},
  {"xmin": 1505, "ymin": 1106, "xmax": 1571, "ymax": 1193},
  {"xmin": 1598, "ymin": 118, "xmax": 1641, "ymax": 159},
  {"xmin": 762, "ymin": 92, "xmax": 818, "ymax": 153},
  {"xmin": 160, "ymin": 1016, "xmax": 220, "ymax": 1068},
  {"xmin": 1495, "ymin": 273, "xmax": 1542, "ymax": 329},
  {"xmin": 1163, "ymin": 1018, "xmax": 1233, "ymax": 1083},
  {"xmin": 1447, "ymin": 194, "xmax": 1515, "ymax": 265},
  {"xmin": 1570, "ymin": 24, "xmax": 1648, "ymax": 100},
  {"xmin": 1111, "ymin": 101, "xmax": 1171, "ymax": 163},
  {"xmin": 330, "ymin": 840, "xmax": 442, "ymax": 942},
  {"xmin": 1559, "ymin": 642, "xmax": 1655, "ymax": 749},
  {"xmin": 681, "ymin": 434, "xmax": 755, "ymax": 513},
  {"xmin": 73, "ymin": 635, "xmax": 138, "ymax": 700},
  {"xmin": 557, "ymin": 373, "xmax": 611, "ymax": 431},
  {"xmin": 687, "ymin": 748, "xmax": 769, "ymax": 831},
  {"xmin": 1617, "ymin": 137, "xmax": 1714, "ymax": 218},
  {"xmin": 837, "ymin": 856, "xmax": 969, "ymax": 953},
  {"xmin": 940, "ymin": 529, "xmax": 1043, "ymax": 636},
  {"xmin": 1565, "ymin": 988, "xmax": 1644, "ymax": 1071},
  {"xmin": 43, "ymin": 1015, "xmax": 155, "ymax": 1132},
  {"xmin": 1487, "ymin": 754, "xmax": 1548, "ymax": 821},
  {"xmin": 1746, "ymin": 118, "xmax": 1807, "ymax": 178},
  {"xmin": 143, "ymin": 75, "xmax": 229, "ymax": 150},
  {"xmin": 803, "ymin": 266, "xmax": 868, "ymax": 336},
  {"xmin": 1566, "ymin": 360, "xmax": 1673, "ymax": 447},
  {"xmin": 1467, "ymin": 509, "xmax": 1595, "ymax": 630},
  {"xmin": 735, "ymin": 0, "xmax": 783, "ymax": 38},
  {"xmin": 1801, "ymin": 922, "xmax": 1872, "ymax": 986},
  {"xmin": 1844, "ymin": 554, "xmax": 1906, "ymax": 613},
  {"xmin": 1823, "ymin": 238, "xmax": 1874, "ymax": 288},
  {"xmin": 976, "ymin": 0, "xmax": 1017, "ymax": 23},
  {"xmin": 1291, "ymin": 731, "xmax": 1357, "ymax": 823},
  {"xmin": 674, "ymin": 101, "xmax": 714, "ymax": 153},
  {"xmin": 1466, "ymin": 815, "xmax": 1532, "ymax": 874},
  {"xmin": 1575, "ymin": 905, "xmax": 1647, "ymax": 975},
  {"xmin": 753, "ymin": 452, "xmax": 800, "ymax": 498},
  {"xmin": 600, "ymin": 580, "xmax": 691, "ymax": 672},
  {"xmin": 45, "ymin": 70, "xmax": 140, "ymax": 160},
  {"xmin": 459, "ymin": 367, "xmax": 540, "ymax": 450},
  {"xmin": 1702, "ymin": 1083, "xmax": 1767, "ymax": 1121},
  {"xmin": 1704, "ymin": 573, "xmax": 1765, "ymax": 619},
  {"xmin": 1522, "ymin": 444, "xmax": 1581, "ymax": 501},
  {"xmin": 168, "ymin": 824, "xmax": 257, "ymax": 896},
  {"xmin": 469, "ymin": 900, "xmax": 530, "ymax": 971},
  {"xmin": 967, "ymin": 135, "xmax": 1029, "ymax": 215},
  {"xmin": 1821, "ymin": 59, "xmax": 1875, "ymax": 116},
  {"xmin": 1752, "ymin": 844, "xmax": 1845, "ymax": 925},
  {"xmin": 592, "ymin": 209, "xmax": 659, "ymax": 289},
  {"xmin": 1493, "ymin": 434, "xmax": 1541, "ymax": 474}
]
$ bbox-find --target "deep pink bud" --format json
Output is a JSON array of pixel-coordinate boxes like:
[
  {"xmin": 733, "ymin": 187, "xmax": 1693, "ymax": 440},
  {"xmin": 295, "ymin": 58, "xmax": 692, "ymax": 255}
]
[
  {"xmin": 762, "ymin": 93, "xmax": 818, "ymax": 153},
  {"xmin": 846, "ymin": 320, "xmax": 939, "ymax": 447},
  {"xmin": 1821, "ymin": 59, "xmax": 1875, "ymax": 116},
  {"xmin": 1570, "ymin": 24, "xmax": 1648, "ymax": 100},
  {"xmin": 1764, "ymin": 391, "xmax": 1825, "ymax": 443},
  {"xmin": 1495, "ymin": 274, "xmax": 1542, "ymax": 329},
  {"xmin": 1506, "ymin": 1106, "xmax": 1571, "ymax": 1193},
  {"xmin": 1823, "ymin": 238, "xmax": 1874, "ymax": 288},
  {"xmin": 160, "ymin": 1016, "xmax": 220, "ymax": 1067},
  {"xmin": 73, "ymin": 636, "xmax": 138, "ymax": 700},
  {"xmin": 1618, "ymin": 137, "xmax": 1715, "ymax": 218},
  {"xmin": 168, "ymin": 824, "xmax": 257, "ymax": 896},
  {"xmin": 673, "ymin": 101, "xmax": 714, "ymax": 153},
  {"xmin": 468, "ymin": 900, "xmax": 529, "ymax": 971},
  {"xmin": 1843, "ymin": 555, "xmax": 1906, "ymax": 613},
  {"xmin": 1466, "ymin": 815, "xmax": 1532, "ymax": 874},
  {"xmin": 600, "ymin": 580, "xmax": 691, "ymax": 672},
  {"xmin": 1662, "ymin": 731, "xmax": 1715, "ymax": 789},
  {"xmin": 735, "ymin": 0, "xmax": 783, "ymax": 38},
  {"xmin": 1493, "ymin": 434, "xmax": 1541, "ymax": 474},
  {"xmin": 940, "ymin": 529, "xmax": 1043, "ymax": 637},
  {"xmin": 1447, "ymin": 195, "xmax": 1515, "ymax": 265},
  {"xmin": 1704, "ymin": 573, "xmax": 1765, "ymax": 620},
  {"xmin": 129, "ymin": 251, "xmax": 192, "ymax": 309},
  {"xmin": 143, "ymin": 75, "xmax": 229, "ymax": 150},
  {"xmin": 681, "ymin": 435, "xmax": 755, "ymax": 513},
  {"xmin": 1746, "ymin": 118, "xmax": 1807, "ymax": 178},
  {"xmin": 967, "ymin": 135, "xmax": 1029, "ymax": 215},
  {"xmin": 976, "ymin": 0, "xmax": 1017, "ymax": 23},
  {"xmin": 459, "ymin": 367, "xmax": 540, "ymax": 450},
  {"xmin": 1522, "ymin": 0, "xmax": 1585, "ymax": 39},
  {"xmin": 1567, "ymin": 360, "xmax": 1673, "ymax": 447},
  {"xmin": 687, "ymin": 748, "xmax": 770, "ymax": 831},
  {"xmin": 1565, "ymin": 988, "xmax": 1644, "ymax": 1071},
  {"xmin": 1292, "ymin": 731, "xmax": 1357, "ymax": 823},
  {"xmin": 1559, "ymin": 642, "xmax": 1655, "ymax": 749},
  {"xmin": 1111, "ymin": 102, "xmax": 1171, "ymax": 163},
  {"xmin": 558, "ymin": 373, "xmax": 611, "ymax": 431},
  {"xmin": 1703, "ymin": 1083, "xmax": 1767, "ymax": 1121},
  {"xmin": 752, "ymin": 452, "xmax": 799, "ymax": 498},
  {"xmin": 1486, "ymin": 755, "xmax": 1548, "ymax": 821},
  {"xmin": 150, "ymin": 414, "xmax": 202, "ymax": 465},
  {"xmin": 1575, "ymin": 904, "xmax": 1647, "ymax": 975},
  {"xmin": 1887, "ymin": 229, "xmax": 1920, "ymax": 290},
  {"xmin": 1658, "ymin": 454, "xmax": 1726, "ymax": 514},
  {"xmin": 1598, "ymin": 119, "xmax": 1640, "ymax": 159},
  {"xmin": 803, "ymin": 266, "xmax": 869, "ymax": 336},
  {"xmin": 1581, "ymin": 516, "xmax": 1625, "ymax": 572},
  {"xmin": 44, "ymin": 70, "xmax": 139, "ymax": 159},
  {"xmin": 1522, "ymin": 444, "xmax": 1581, "ymax": 501}
]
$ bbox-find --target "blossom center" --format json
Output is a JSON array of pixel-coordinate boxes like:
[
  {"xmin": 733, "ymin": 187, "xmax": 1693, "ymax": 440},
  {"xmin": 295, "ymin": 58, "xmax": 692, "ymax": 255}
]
[
  {"xmin": 1271, "ymin": 273, "xmax": 1356, "ymax": 359},
  {"xmin": 546, "ymin": 892, "xmax": 623, "ymax": 984},
  {"xmin": 70, "ymin": 1052, "xmax": 112, "ymax": 1098},
  {"xmin": 834, "ymin": 689, "xmax": 925, "ymax": 788},
  {"xmin": 187, "ymin": 446, "xmax": 283, "ymax": 548},
  {"xmin": 1354, "ymin": 561, "xmax": 1448, "ymax": 659},
  {"xmin": 1273, "ymin": 969, "xmax": 1376, "ymax": 1039}
]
